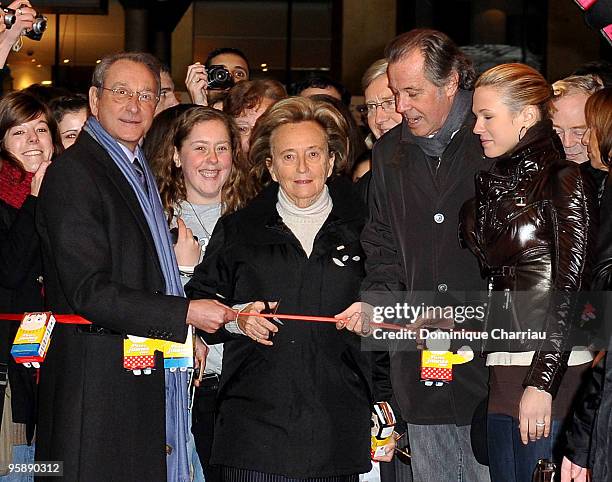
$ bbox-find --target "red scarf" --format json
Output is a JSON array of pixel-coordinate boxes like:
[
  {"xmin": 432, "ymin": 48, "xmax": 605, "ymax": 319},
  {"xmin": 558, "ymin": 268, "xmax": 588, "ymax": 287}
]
[{"xmin": 0, "ymin": 161, "xmax": 33, "ymax": 209}]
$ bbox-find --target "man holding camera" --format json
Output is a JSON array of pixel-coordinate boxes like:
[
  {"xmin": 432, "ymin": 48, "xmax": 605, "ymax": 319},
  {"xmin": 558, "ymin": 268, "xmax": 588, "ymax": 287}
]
[
  {"xmin": 185, "ymin": 47, "xmax": 250, "ymax": 106},
  {"xmin": 36, "ymin": 52, "xmax": 235, "ymax": 481}
]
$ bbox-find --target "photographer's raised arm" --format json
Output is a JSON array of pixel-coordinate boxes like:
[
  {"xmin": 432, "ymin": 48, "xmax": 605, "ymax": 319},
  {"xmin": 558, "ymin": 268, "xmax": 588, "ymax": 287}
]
[{"xmin": 0, "ymin": 1, "xmax": 35, "ymax": 69}]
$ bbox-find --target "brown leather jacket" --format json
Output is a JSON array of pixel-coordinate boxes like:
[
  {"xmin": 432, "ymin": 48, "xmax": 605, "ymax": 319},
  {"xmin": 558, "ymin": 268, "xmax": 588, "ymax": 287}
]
[{"xmin": 460, "ymin": 120, "xmax": 598, "ymax": 397}]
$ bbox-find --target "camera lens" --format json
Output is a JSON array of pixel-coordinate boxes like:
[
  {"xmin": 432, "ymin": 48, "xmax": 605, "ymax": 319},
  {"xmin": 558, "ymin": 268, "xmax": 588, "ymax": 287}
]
[
  {"xmin": 3, "ymin": 8, "xmax": 16, "ymax": 29},
  {"xmin": 214, "ymin": 70, "xmax": 228, "ymax": 82},
  {"xmin": 32, "ymin": 16, "xmax": 47, "ymax": 35}
]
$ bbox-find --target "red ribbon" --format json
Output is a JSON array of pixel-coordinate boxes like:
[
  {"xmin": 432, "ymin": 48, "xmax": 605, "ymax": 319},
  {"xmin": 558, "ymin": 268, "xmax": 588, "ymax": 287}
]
[
  {"xmin": 236, "ymin": 311, "xmax": 405, "ymax": 331},
  {"xmin": 0, "ymin": 313, "xmax": 91, "ymax": 324}
]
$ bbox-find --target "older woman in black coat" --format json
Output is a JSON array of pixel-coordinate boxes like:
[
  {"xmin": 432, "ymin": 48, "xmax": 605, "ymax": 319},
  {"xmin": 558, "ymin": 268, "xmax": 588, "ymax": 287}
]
[{"xmin": 186, "ymin": 97, "xmax": 393, "ymax": 482}]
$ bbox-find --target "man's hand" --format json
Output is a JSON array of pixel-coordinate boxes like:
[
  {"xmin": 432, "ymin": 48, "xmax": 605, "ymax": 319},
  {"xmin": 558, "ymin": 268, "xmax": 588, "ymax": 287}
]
[
  {"xmin": 187, "ymin": 299, "xmax": 234, "ymax": 333},
  {"xmin": 561, "ymin": 456, "xmax": 590, "ymax": 482},
  {"xmin": 185, "ymin": 62, "xmax": 209, "ymax": 106},
  {"xmin": 174, "ymin": 218, "xmax": 201, "ymax": 267},
  {"xmin": 335, "ymin": 302, "xmax": 374, "ymax": 336}
]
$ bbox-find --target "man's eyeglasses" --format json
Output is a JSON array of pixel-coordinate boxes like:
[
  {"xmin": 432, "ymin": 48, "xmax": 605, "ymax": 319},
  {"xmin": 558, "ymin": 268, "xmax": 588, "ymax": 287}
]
[
  {"xmin": 99, "ymin": 86, "xmax": 159, "ymax": 105},
  {"xmin": 357, "ymin": 99, "xmax": 396, "ymax": 116}
]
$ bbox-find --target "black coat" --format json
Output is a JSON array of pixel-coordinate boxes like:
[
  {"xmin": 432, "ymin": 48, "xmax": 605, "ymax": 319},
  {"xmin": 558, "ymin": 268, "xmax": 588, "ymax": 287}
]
[
  {"xmin": 35, "ymin": 131, "xmax": 189, "ymax": 482},
  {"xmin": 185, "ymin": 179, "xmax": 373, "ymax": 478},
  {"xmin": 564, "ymin": 175, "xmax": 612, "ymax": 479},
  {"xmin": 360, "ymin": 116, "xmax": 492, "ymax": 425},
  {"xmin": 0, "ymin": 196, "xmax": 42, "ymax": 442}
]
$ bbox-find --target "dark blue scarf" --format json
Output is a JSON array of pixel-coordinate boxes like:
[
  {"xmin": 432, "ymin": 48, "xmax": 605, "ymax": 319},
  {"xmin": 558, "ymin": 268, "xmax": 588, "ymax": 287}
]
[{"xmin": 84, "ymin": 117, "xmax": 191, "ymax": 482}]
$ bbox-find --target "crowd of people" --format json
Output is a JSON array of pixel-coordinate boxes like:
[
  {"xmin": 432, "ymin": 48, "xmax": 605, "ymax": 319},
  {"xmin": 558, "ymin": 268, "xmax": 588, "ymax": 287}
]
[{"xmin": 1, "ymin": 1, "xmax": 612, "ymax": 482}]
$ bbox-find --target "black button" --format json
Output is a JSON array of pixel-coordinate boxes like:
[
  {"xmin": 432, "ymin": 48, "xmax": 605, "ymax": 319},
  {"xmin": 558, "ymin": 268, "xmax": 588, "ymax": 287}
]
[{"xmin": 154, "ymin": 290, "xmax": 163, "ymax": 295}]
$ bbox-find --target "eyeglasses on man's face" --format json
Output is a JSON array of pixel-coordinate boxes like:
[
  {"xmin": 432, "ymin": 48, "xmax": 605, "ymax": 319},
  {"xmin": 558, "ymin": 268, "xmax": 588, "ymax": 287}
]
[
  {"xmin": 99, "ymin": 86, "xmax": 159, "ymax": 106},
  {"xmin": 357, "ymin": 99, "xmax": 396, "ymax": 116}
]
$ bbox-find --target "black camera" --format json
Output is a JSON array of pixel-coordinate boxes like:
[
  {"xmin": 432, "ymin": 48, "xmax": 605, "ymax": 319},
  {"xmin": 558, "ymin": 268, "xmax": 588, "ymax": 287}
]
[
  {"xmin": 2, "ymin": 5, "xmax": 47, "ymax": 41},
  {"xmin": 26, "ymin": 13, "xmax": 47, "ymax": 41},
  {"xmin": 207, "ymin": 65, "xmax": 234, "ymax": 90},
  {"xmin": 2, "ymin": 8, "xmax": 17, "ymax": 28}
]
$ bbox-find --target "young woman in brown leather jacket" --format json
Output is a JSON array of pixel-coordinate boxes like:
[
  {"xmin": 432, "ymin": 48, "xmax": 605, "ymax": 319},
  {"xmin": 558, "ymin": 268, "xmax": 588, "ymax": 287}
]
[{"xmin": 460, "ymin": 63, "xmax": 598, "ymax": 482}]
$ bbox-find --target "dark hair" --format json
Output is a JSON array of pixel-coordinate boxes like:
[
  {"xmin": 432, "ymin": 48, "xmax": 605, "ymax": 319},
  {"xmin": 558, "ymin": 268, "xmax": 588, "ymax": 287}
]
[
  {"xmin": 0, "ymin": 91, "xmax": 63, "ymax": 175},
  {"xmin": 309, "ymin": 94, "xmax": 365, "ymax": 175},
  {"xmin": 385, "ymin": 29, "xmax": 476, "ymax": 91},
  {"xmin": 290, "ymin": 75, "xmax": 352, "ymax": 106},
  {"xmin": 223, "ymin": 79, "xmax": 287, "ymax": 118},
  {"xmin": 584, "ymin": 87, "xmax": 612, "ymax": 167},
  {"xmin": 573, "ymin": 60, "xmax": 612, "ymax": 88},
  {"xmin": 92, "ymin": 52, "xmax": 161, "ymax": 94},
  {"xmin": 148, "ymin": 105, "xmax": 254, "ymax": 221},
  {"xmin": 49, "ymin": 94, "xmax": 90, "ymax": 125},
  {"xmin": 160, "ymin": 63, "xmax": 171, "ymax": 75},
  {"xmin": 205, "ymin": 47, "xmax": 250, "ymax": 73}
]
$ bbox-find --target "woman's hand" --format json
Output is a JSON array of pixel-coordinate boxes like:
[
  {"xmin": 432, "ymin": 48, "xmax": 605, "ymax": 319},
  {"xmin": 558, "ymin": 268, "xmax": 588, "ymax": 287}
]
[
  {"xmin": 561, "ymin": 456, "xmax": 590, "ymax": 482},
  {"xmin": 372, "ymin": 436, "xmax": 396, "ymax": 463},
  {"xmin": 185, "ymin": 62, "xmax": 209, "ymax": 106},
  {"xmin": 30, "ymin": 160, "xmax": 50, "ymax": 197},
  {"xmin": 173, "ymin": 217, "xmax": 201, "ymax": 267},
  {"xmin": 519, "ymin": 385, "xmax": 552, "ymax": 445},
  {"xmin": 335, "ymin": 302, "xmax": 374, "ymax": 336},
  {"xmin": 192, "ymin": 335, "xmax": 209, "ymax": 387},
  {"xmin": 238, "ymin": 301, "xmax": 278, "ymax": 346}
]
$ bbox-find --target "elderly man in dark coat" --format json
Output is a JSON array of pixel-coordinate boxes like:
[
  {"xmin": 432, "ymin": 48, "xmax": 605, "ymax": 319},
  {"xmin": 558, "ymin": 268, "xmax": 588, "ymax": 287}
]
[{"xmin": 35, "ymin": 52, "xmax": 234, "ymax": 482}]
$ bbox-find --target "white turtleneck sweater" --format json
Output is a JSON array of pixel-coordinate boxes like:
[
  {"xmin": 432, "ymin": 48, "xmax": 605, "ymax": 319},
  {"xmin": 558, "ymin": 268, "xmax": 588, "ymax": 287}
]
[
  {"xmin": 225, "ymin": 185, "xmax": 333, "ymax": 336},
  {"xmin": 276, "ymin": 185, "xmax": 333, "ymax": 257}
]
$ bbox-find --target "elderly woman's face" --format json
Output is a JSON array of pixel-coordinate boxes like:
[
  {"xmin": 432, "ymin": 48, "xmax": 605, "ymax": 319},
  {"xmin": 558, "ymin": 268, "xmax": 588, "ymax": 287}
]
[
  {"xmin": 4, "ymin": 113, "xmax": 54, "ymax": 173},
  {"xmin": 267, "ymin": 120, "xmax": 334, "ymax": 208}
]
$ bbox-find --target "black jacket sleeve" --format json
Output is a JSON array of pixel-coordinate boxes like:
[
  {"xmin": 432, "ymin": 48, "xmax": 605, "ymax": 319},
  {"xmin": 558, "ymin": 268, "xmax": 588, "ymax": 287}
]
[
  {"xmin": 565, "ymin": 358, "xmax": 604, "ymax": 467},
  {"xmin": 186, "ymin": 219, "xmax": 240, "ymax": 345},
  {"xmin": 524, "ymin": 166, "xmax": 598, "ymax": 395},
  {"xmin": 0, "ymin": 196, "xmax": 39, "ymax": 290},
  {"xmin": 360, "ymin": 144, "xmax": 406, "ymax": 295}
]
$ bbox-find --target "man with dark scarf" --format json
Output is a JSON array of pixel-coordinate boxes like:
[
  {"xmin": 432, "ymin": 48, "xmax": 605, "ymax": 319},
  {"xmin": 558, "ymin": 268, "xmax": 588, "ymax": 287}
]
[{"xmin": 359, "ymin": 29, "xmax": 492, "ymax": 481}]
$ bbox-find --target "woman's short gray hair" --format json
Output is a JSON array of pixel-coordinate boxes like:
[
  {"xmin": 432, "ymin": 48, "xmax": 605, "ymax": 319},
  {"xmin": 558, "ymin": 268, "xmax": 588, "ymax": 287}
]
[
  {"xmin": 361, "ymin": 59, "xmax": 389, "ymax": 92},
  {"xmin": 91, "ymin": 52, "xmax": 161, "ymax": 94}
]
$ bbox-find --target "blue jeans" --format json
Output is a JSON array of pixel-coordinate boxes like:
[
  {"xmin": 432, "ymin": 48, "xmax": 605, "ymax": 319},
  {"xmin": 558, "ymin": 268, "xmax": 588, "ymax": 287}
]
[
  {"xmin": 487, "ymin": 414, "xmax": 562, "ymax": 482},
  {"xmin": 406, "ymin": 423, "xmax": 490, "ymax": 482},
  {"xmin": 0, "ymin": 444, "xmax": 35, "ymax": 482}
]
